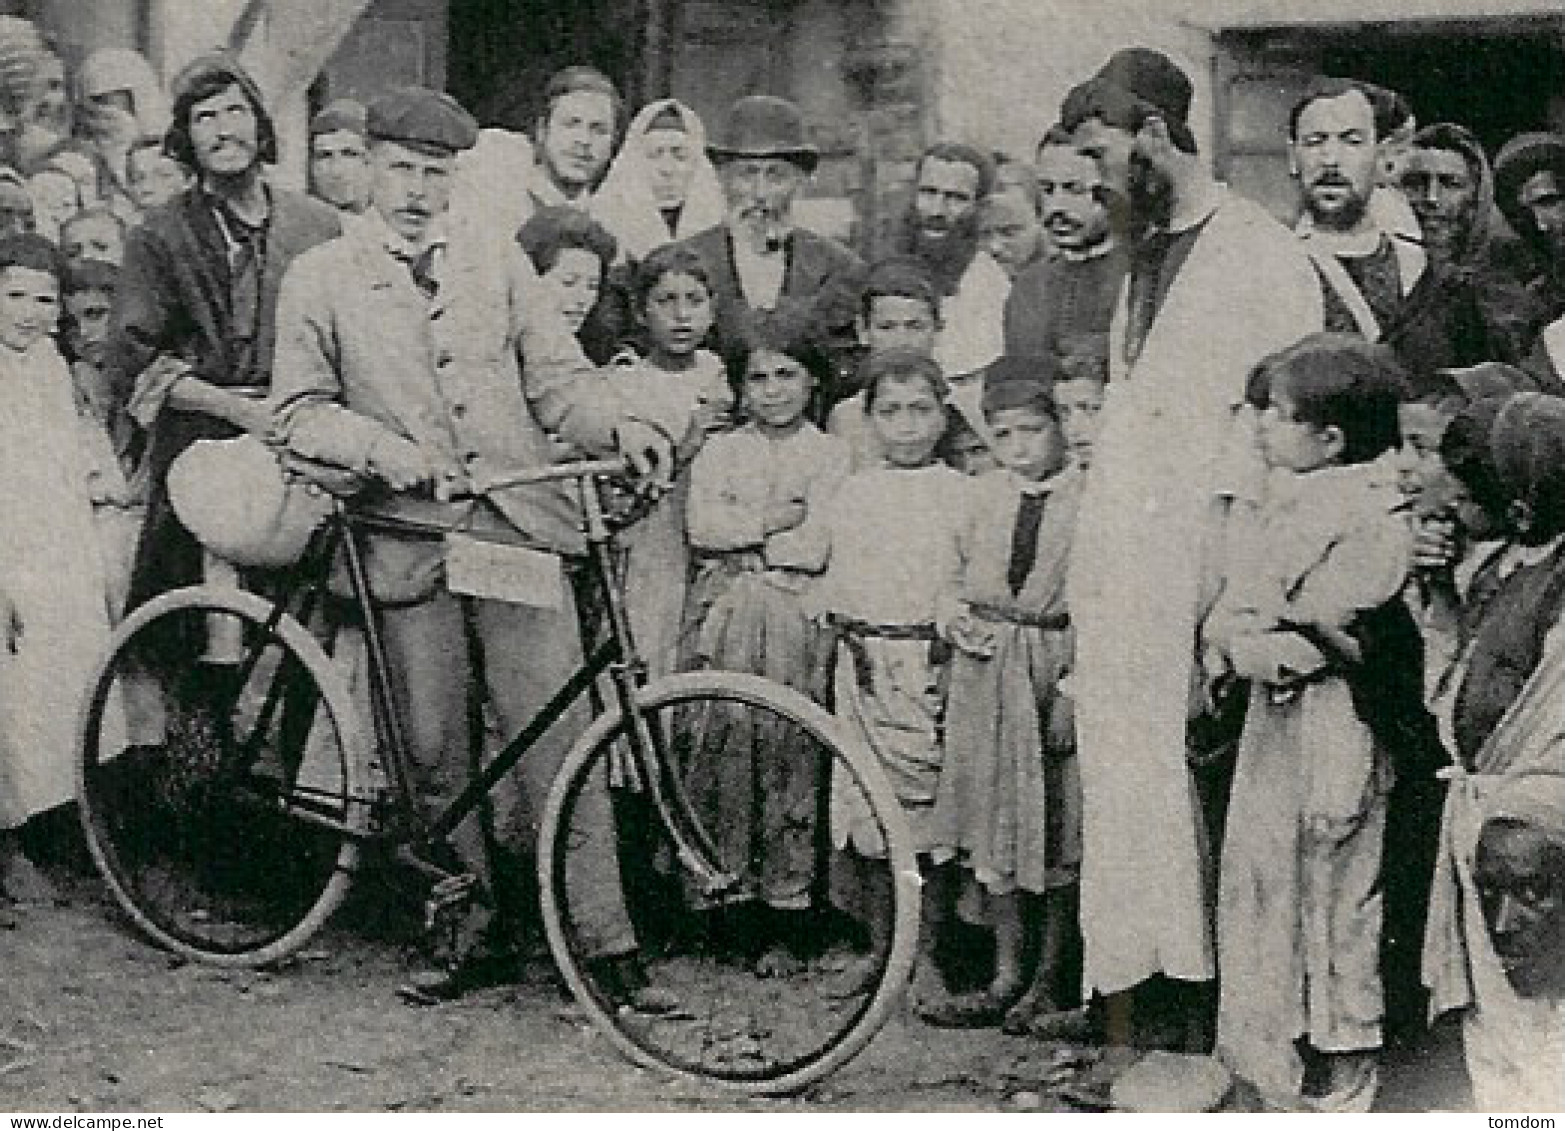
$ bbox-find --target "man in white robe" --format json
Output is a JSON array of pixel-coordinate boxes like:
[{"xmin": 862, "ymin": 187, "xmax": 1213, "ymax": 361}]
[{"xmin": 1061, "ymin": 48, "xmax": 1324, "ymax": 1049}]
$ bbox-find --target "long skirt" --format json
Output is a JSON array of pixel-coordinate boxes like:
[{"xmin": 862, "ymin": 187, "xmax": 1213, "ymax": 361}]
[
  {"xmin": 931, "ymin": 623, "xmax": 1080, "ymax": 895},
  {"xmin": 829, "ymin": 633, "xmax": 945, "ymax": 857},
  {"xmin": 678, "ymin": 561, "xmax": 829, "ymax": 909},
  {"xmin": 1216, "ymin": 678, "xmax": 1389, "ymax": 1109}
]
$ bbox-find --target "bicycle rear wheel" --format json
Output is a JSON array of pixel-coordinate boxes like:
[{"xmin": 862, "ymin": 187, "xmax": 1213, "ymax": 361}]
[
  {"xmin": 77, "ymin": 586, "xmax": 372, "ymax": 967},
  {"xmin": 539, "ymin": 671, "xmax": 919, "ymax": 1095}
]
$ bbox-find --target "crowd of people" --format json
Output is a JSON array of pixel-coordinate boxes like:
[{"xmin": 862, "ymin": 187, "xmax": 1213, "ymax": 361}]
[{"xmin": 0, "ymin": 14, "xmax": 1560, "ymax": 1111}]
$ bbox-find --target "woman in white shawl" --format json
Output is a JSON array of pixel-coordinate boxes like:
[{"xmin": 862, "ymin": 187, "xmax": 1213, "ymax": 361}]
[{"xmin": 592, "ymin": 98, "xmax": 725, "ymax": 264}]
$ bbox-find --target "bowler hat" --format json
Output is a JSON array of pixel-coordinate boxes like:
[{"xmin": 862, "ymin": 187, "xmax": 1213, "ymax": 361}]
[
  {"xmin": 367, "ymin": 87, "xmax": 477, "ymax": 155},
  {"xmin": 1495, "ymin": 132, "xmax": 1565, "ymax": 209},
  {"xmin": 706, "ymin": 95, "xmax": 818, "ymax": 173}
]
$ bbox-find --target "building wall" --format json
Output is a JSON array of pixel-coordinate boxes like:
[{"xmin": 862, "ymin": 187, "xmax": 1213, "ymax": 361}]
[{"xmin": 926, "ymin": 0, "xmax": 1217, "ymax": 162}]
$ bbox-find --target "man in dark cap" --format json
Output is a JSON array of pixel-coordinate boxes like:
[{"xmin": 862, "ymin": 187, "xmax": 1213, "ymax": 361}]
[
  {"xmin": 1496, "ymin": 132, "xmax": 1565, "ymax": 324},
  {"xmin": 307, "ymin": 98, "xmax": 371, "ymax": 215},
  {"xmin": 108, "ymin": 54, "xmax": 342, "ymax": 608},
  {"xmin": 272, "ymin": 86, "xmax": 674, "ymax": 1007},
  {"xmin": 677, "ymin": 93, "xmax": 865, "ymax": 390},
  {"xmin": 1058, "ymin": 46, "xmax": 1323, "ymax": 1053}
]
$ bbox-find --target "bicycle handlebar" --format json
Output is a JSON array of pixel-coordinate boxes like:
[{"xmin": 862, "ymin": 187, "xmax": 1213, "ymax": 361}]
[{"xmin": 433, "ymin": 458, "xmax": 631, "ymax": 502}]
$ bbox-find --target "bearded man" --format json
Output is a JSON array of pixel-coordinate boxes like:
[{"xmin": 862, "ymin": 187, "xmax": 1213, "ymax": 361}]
[
  {"xmin": 1058, "ymin": 47, "xmax": 1323, "ymax": 1054},
  {"xmin": 898, "ymin": 141, "xmax": 1008, "ymax": 379},
  {"xmin": 676, "ymin": 94, "xmax": 865, "ymax": 384}
]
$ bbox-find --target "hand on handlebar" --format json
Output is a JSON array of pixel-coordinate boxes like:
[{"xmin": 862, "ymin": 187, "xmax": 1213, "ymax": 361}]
[
  {"xmin": 613, "ymin": 417, "xmax": 675, "ymax": 494},
  {"xmin": 366, "ymin": 433, "xmax": 461, "ymax": 495}
]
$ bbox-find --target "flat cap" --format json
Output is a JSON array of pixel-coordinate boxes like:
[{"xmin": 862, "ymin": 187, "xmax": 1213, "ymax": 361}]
[
  {"xmin": 311, "ymin": 97, "xmax": 367, "ymax": 138},
  {"xmin": 366, "ymin": 87, "xmax": 477, "ymax": 154}
]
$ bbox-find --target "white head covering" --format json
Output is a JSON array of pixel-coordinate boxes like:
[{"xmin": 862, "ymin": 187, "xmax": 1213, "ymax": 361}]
[
  {"xmin": 76, "ymin": 48, "xmax": 169, "ymax": 140},
  {"xmin": 448, "ymin": 126, "xmax": 537, "ymax": 238},
  {"xmin": 592, "ymin": 98, "xmax": 724, "ymax": 262}
]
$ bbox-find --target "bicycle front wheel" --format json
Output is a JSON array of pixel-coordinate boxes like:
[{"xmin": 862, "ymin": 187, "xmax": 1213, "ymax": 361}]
[
  {"xmin": 77, "ymin": 586, "xmax": 372, "ymax": 967},
  {"xmin": 538, "ymin": 671, "xmax": 919, "ymax": 1095}
]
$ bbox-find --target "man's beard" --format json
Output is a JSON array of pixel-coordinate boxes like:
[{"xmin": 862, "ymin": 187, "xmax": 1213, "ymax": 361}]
[
  {"xmin": 1122, "ymin": 154, "xmax": 1174, "ymax": 243},
  {"xmin": 1305, "ymin": 178, "xmax": 1371, "ymax": 232},
  {"xmin": 905, "ymin": 207, "xmax": 981, "ymax": 295}
]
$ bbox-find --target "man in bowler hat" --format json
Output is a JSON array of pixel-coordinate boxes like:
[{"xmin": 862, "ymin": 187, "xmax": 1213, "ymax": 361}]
[
  {"xmin": 677, "ymin": 93, "xmax": 865, "ymax": 389},
  {"xmin": 272, "ymin": 86, "xmax": 675, "ymax": 1006}
]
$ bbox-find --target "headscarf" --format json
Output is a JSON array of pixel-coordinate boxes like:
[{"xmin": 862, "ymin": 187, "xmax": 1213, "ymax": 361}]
[
  {"xmin": 1410, "ymin": 122, "xmax": 1500, "ymax": 274},
  {"xmin": 592, "ymin": 98, "xmax": 724, "ymax": 262},
  {"xmin": 77, "ymin": 47, "xmax": 169, "ymax": 141},
  {"xmin": 1484, "ymin": 772, "xmax": 1565, "ymax": 844},
  {"xmin": 1491, "ymin": 391, "xmax": 1565, "ymax": 541}
]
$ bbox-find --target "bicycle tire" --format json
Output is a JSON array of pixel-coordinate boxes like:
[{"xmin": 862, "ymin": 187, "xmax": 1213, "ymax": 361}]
[
  {"xmin": 77, "ymin": 585, "xmax": 372, "ymax": 967},
  {"xmin": 538, "ymin": 670, "xmax": 919, "ymax": 1095}
]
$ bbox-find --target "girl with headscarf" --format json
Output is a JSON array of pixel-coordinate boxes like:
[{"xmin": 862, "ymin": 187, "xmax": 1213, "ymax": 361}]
[{"xmin": 592, "ymin": 98, "xmax": 725, "ymax": 265}]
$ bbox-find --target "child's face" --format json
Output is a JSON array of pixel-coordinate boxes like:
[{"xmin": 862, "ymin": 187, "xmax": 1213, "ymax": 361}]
[
  {"xmin": 987, "ymin": 405, "xmax": 1062, "ymax": 482},
  {"xmin": 870, "ymin": 377, "xmax": 946, "ymax": 467},
  {"xmin": 742, "ymin": 348, "xmax": 812, "ymax": 429},
  {"xmin": 1055, "ymin": 378, "xmax": 1105, "ymax": 468},
  {"xmin": 27, "ymin": 170, "xmax": 78, "ymax": 238},
  {"xmin": 863, "ymin": 295, "xmax": 938, "ymax": 356},
  {"xmin": 0, "ymin": 266, "xmax": 59, "ymax": 352},
  {"xmin": 1260, "ymin": 383, "xmax": 1339, "ymax": 473},
  {"xmin": 642, "ymin": 269, "xmax": 713, "ymax": 358},
  {"xmin": 61, "ymin": 215, "xmax": 124, "ymax": 267},
  {"xmin": 127, "ymin": 148, "xmax": 191, "ymax": 211},
  {"xmin": 541, "ymin": 247, "xmax": 603, "ymax": 334},
  {"xmin": 1397, "ymin": 402, "xmax": 1455, "ymax": 506},
  {"xmin": 65, "ymin": 285, "xmax": 114, "ymax": 360}
]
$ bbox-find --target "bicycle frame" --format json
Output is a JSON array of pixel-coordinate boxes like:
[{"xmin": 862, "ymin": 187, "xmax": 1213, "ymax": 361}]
[{"xmin": 252, "ymin": 463, "xmax": 735, "ymax": 895}]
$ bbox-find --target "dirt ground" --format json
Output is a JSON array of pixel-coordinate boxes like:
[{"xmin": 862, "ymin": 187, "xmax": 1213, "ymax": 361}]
[{"xmin": 2, "ymin": 860, "xmax": 1475, "ymax": 1115}]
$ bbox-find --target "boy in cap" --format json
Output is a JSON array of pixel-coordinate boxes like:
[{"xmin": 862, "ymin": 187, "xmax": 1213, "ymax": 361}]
[
  {"xmin": 272, "ymin": 85, "xmax": 674, "ymax": 1007},
  {"xmin": 308, "ymin": 98, "xmax": 371, "ymax": 215}
]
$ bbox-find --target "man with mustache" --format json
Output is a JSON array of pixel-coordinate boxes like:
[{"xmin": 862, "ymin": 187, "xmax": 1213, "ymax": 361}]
[
  {"xmin": 107, "ymin": 55, "xmax": 341, "ymax": 606},
  {"xmin": 1002, "ymin": 124, "xmax": 1126, "ymax": 384},
  {"xmin": 527, "ymin": 66, "xmax": 619, "ymax": 213},
  {"xmin": 677, "ymin": 94, "xmax": 864, "ymax": 394},
  {"xmin": 1495, "ymin": 132, "xmax": 1565, "ymax": 327},
  {"xmin": 901, "ymin": 141, "xmax": 1009, "ymax": 381},
  {"xmin": 1294, "ymin": 86, "xmax": 1532, "ymax": 382},
  {"xmin": 1056, "ymin": 48, "xmax": 1323, "ymax": 1057},
  {"xmin": 272, "ymin": 86, "xmax": 674, "ymax": 1005}
]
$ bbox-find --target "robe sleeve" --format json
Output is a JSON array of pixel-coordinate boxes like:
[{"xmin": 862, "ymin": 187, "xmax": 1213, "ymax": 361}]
[
  {"xmin": 106, "ymin": 222, "xmax": 183, "ymax": 413},
  {"xmin": 685, "ymin": 434, "xmax": 765, "ymax": 551},
  {"xmin": 269, "ymin": 253, "xmax": 415, "ymax": 477},
  {"xmin": 765, "ymin": 434, "xmax": 849, "ymax": 573}
]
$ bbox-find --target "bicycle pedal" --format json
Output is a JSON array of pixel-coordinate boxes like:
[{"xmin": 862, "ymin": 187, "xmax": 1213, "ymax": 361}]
[{"xmin": 423, "ymin": 873, "xmax": 477, "ymax": 932}]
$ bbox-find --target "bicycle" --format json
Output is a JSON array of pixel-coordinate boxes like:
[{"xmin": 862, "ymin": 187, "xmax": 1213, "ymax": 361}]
[{"xmin": 75, "ymin": 458, "xmax": 920, "ymax": 1095}]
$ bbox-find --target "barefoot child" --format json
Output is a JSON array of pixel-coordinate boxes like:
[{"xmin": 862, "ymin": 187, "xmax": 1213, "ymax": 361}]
[
  {"xmin": 921, "ymin": 357, "xmax": 1082, "ymax": 1030},
  {"xmin": 821, "ymin": 347, "xmax": 971, "ymax": 1004},
  {"xmin": 607, "ymin": 244, "xmax": 732, "ymax": 677},
  {"xmin": 0, "ymin": 235, "xmax": 117, "ymax": 910},
  {"xmin": 681, "ymin": 333, "xmax": 848, "ymax": 967},
  {"xmin": 1205, "ymin": 334, "xmax": 1415, "ymax": 1112}
]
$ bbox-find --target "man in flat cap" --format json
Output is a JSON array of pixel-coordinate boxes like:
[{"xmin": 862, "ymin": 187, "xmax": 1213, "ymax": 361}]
[
  {"xmin": 1057, "ymin": 47, "xmax": 1323, "ymax": 1053},
  {"xmin": 677, "ymin": 94, "xmax": 865, "ymax": 390},
  {"xmin": 108, "ymin": 54, "xmax": 342, "ymax": 608},
  {"xmin": 308, "ymin": 98, "xmax": 371, "ymax": 216},
  {"xmin": 272, "ymin": 86, "xmax": 674, "ymax": 1006}
]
